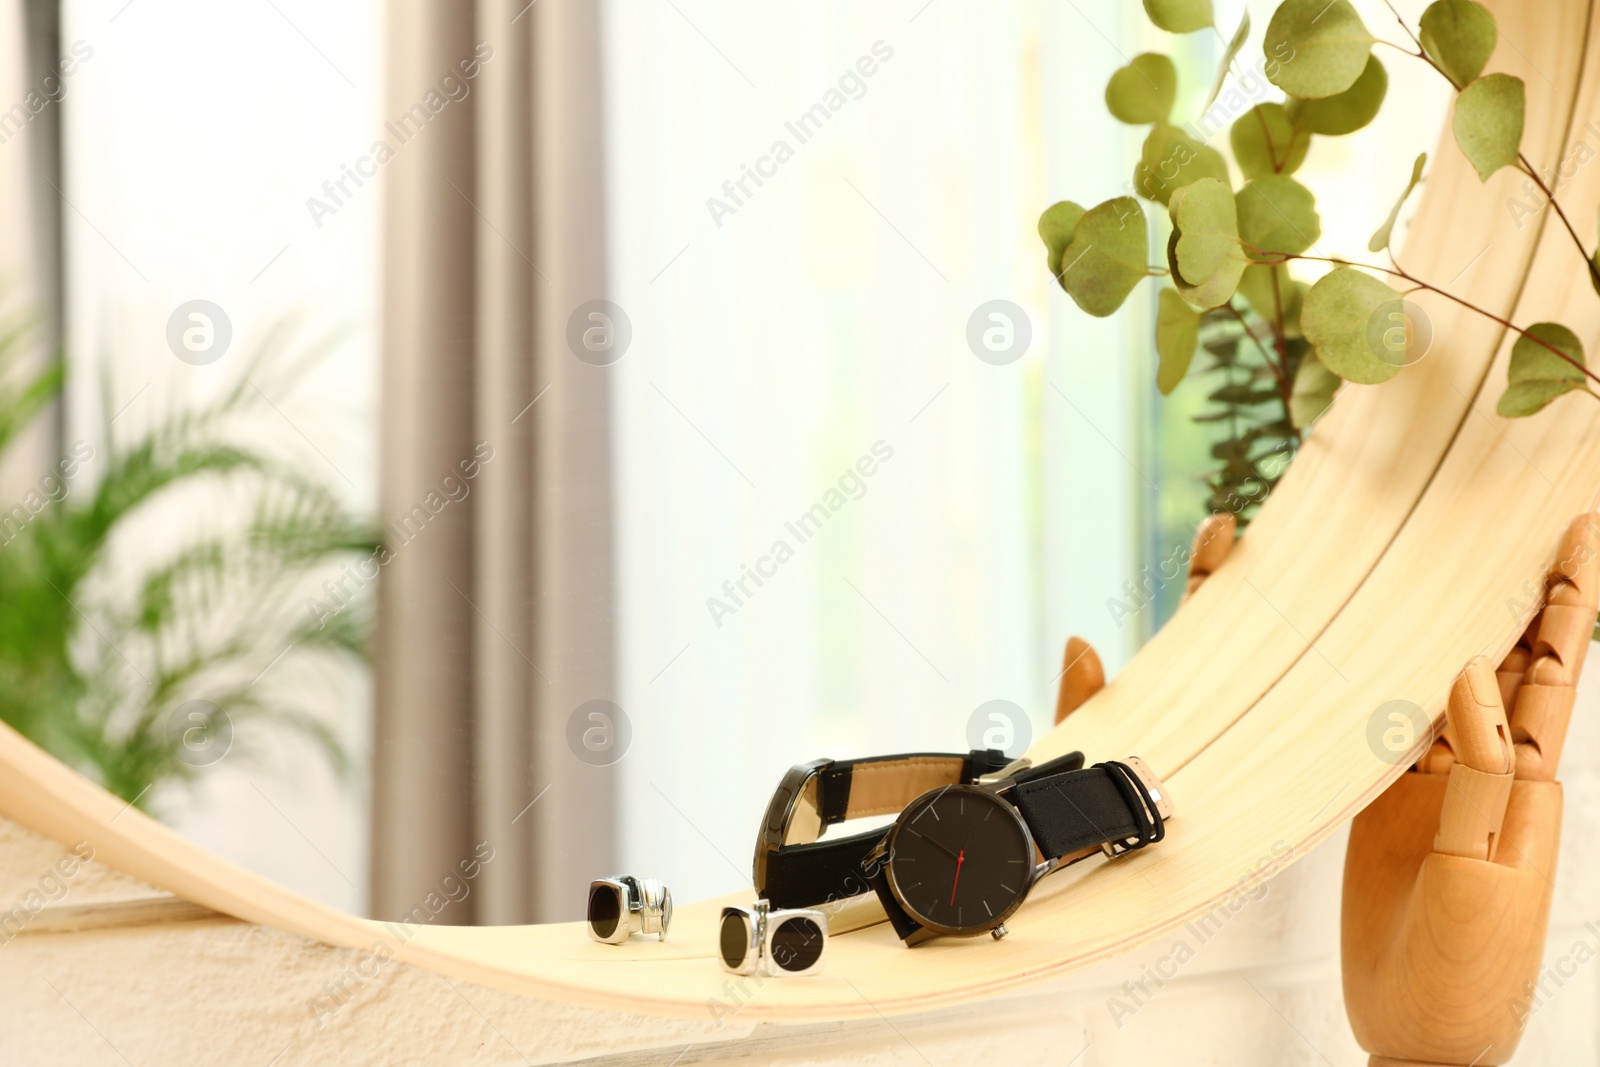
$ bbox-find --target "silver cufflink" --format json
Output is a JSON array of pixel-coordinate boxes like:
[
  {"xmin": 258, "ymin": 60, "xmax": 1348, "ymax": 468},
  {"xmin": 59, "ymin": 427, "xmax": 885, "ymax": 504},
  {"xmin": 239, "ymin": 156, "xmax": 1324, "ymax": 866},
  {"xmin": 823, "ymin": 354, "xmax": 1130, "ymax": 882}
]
[
  {"xmin": 718, "ymin": 899, "xmax": 827, "ymax": 976},
  {"xmin": 587, "ymin": 875, "xmax": 673, "ymax": 944}
]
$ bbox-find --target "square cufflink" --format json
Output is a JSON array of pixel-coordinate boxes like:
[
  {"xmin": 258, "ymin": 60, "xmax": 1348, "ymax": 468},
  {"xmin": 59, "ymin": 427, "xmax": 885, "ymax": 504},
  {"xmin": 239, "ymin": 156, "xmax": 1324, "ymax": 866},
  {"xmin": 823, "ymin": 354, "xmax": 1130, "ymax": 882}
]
[
  {"xmin": 718, "ymin": 899, "xmax": 827, "ymax": 976},
  {"xmin": 587, "ymin": 875, "xmax": 672, "ymax": 944}
]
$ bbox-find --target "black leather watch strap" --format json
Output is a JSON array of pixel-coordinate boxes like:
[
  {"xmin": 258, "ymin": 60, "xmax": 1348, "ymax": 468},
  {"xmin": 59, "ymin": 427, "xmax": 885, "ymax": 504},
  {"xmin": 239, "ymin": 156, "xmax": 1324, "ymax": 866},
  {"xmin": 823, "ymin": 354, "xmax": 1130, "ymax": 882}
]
[
  {"xmin": 863, "ymin": 851, "xmax": 923, "ymax": 941},
  {"xmin": 763, "ymin": 830, "xmax": 886, "ymax": 908},
  {"xmin": 1009, "ymin": 761, "xmax": 1165, "ymax": 859},
  {"xmin": 814, "ymin": 749, "xmax": 1015, "ymax": 825},
  {"xmin": 759, "ymin": 748, "xmax": 1020, "ymax": 909}
]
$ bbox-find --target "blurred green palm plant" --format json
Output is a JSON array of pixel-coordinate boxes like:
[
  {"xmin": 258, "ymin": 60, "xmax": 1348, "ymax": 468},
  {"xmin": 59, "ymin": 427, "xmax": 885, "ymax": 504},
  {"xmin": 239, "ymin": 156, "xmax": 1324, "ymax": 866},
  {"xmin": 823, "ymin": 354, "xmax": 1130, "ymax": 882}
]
[{"xmin": 0, "ymin": 306, "xmax": 378, "ymax": 807}]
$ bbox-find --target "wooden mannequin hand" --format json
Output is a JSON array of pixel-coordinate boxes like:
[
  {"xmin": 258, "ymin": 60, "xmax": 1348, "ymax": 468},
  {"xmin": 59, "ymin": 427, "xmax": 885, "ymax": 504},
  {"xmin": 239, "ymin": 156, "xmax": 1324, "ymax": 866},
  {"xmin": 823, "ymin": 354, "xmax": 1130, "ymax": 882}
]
[
  {"xmin": 1054, "ymin": 513, "xmax": 1236, "ymax": 723},
  {"xmin": 1341, "ymin": 513, "xmax": 1600, "ymax": 1066}
]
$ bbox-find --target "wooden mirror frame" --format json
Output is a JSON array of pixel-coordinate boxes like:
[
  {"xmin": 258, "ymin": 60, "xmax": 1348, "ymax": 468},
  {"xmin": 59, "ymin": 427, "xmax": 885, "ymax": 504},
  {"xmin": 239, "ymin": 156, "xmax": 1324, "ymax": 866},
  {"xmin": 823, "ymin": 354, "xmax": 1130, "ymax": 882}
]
[{"xmin": 3, "ymin": 0, "xmax": 1598, "ymax": 1029}]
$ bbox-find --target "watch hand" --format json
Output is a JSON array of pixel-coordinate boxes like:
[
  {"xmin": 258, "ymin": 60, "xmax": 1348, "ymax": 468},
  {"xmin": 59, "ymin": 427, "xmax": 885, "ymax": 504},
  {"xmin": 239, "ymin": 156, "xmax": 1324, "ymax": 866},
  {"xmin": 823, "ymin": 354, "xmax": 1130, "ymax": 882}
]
[
  {"xmin": 948, "ymin": 848, "xmax": 965, "ymax": 905},
  {"xmin": 907, "ymin": 827, "xmax": 961, "ymax": 862}
]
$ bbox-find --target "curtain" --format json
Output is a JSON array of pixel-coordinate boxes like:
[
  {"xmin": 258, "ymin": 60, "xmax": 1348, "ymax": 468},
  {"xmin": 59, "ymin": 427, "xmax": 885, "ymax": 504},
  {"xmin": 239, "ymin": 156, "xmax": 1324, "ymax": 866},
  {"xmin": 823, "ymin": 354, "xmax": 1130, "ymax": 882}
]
[
  {"xmin": 0, "ymin": 0, "xmax": 58, "ymax": 500},
  {"xmin": 372, "ymin": 0, "xmax": 616, "ymax": 925}
]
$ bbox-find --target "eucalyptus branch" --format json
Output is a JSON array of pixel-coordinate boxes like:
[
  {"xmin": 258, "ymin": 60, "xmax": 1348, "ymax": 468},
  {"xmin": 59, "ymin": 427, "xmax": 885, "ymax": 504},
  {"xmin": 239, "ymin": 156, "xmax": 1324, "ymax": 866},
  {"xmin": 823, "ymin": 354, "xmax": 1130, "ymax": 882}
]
[
  {"xmin": 1380, "ymin": 17, "xmax": 1600, "ymax": 281},
  {"xmin": 1374, "ymin": 1, "xmax": 1452, "ymax": 80},
  {"xmin": 1045, "ymin": 0, "xmax": 1587, "ymax": 452},
  {"xmin": 1372, "ymin": 38, "xmax": 1437, "ymax": 68}
]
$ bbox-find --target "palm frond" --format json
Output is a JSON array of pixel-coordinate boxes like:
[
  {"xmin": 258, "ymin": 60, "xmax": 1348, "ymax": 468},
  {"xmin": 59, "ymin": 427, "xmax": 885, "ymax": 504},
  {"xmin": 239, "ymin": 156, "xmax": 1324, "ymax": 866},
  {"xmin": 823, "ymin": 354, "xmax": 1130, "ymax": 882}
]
[{"xmin": 0, "ymin": 314, "xmax": 379, "ymax": 807}]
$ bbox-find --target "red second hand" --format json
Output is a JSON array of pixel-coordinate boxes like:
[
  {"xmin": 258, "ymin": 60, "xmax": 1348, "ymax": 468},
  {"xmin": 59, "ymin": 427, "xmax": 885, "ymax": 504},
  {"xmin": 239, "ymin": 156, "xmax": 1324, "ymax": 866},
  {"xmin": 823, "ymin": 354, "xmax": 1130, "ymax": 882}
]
[{"xmin": 949, "ymin": 849, "xmax": 965, "ymax": 905}]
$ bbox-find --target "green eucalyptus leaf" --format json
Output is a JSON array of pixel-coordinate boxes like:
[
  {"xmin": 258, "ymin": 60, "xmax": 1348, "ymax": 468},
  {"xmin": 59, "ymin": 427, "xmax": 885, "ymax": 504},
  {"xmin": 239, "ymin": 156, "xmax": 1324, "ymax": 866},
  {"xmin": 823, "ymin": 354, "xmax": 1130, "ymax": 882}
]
[
  {"xmin": 1419, "ymin": 0, "xmax": 1497, "ymax": 89},
  {"xmin": 1039, "ymin": 200, "xmax": 1087, "ymax": 279},
  {"xmin": 1236, "ymin": 175, "xmax": 1321, "ymax": 261},
  {"xmin": 1134, "ymin": 124, "xmax": 1232, "ymax": 205},
  {"xmin": 1107, "ymin": 54, "xmax": 1179, "ymax": 125},
  {"xmin": 1453, "ymin": 73, "xmax": 1525, "ymax": 181},
  {"xmin": 1143, "ymin": 0, "xmax": 1213, "ymax": 33},
  {"xmin": 1236, "ymin": 263, "xmax": 1307, "ymax": 335},
  {"xmin": 1497, "ymin": 321, "xmax": 1587, "ymax": 416},
  {"xmin": 1507, "ymin": 321, "xmax": 1585, "ymax": 384},
  {"xmin": 1168, "ymin": 177, "xmax": 1250, "ymax": 308},
  {"xmin": 1590, "ymin": 206, "xmax": 1600, "ymax": 297},
  {"xmin": 1498, "ymin": 380, "xmax": 1581, "ymax": 417},
  {"xmin": 1368, "ymin": 153, "xmax": 1427, "ymax": 253},
  {"xmin": 1292, "ymin": 55, "xmax": 1387, "ymax": 135},
  {"xmin": 1170, "ymin": 179, "xmax": 1235, "ymax": 282},
  {"xmin": 1231, "ymin": 104, "xmax": 1311, "ymax": 178},
  {"xmin": 1203, "ymin": 11, "xmax": 1252, "ymax": 110},
  {"xmin": 1237, "ymin": 262, "xmax": 1285, "ymax": 321},
  {"xmin": 1057, "ymin": 197, "xmax": 1150, "ymax": 317},
  {"xmin": 1497, "ymin": 323, "xmax": 1588, "ymax": 416},
  {"xmin": 1290, "ymin": 349, "xmax": 1341, "ymax": 427},
  {"xmin": 1263, "ymin": 0, "xmax": 1375, "ymax": 99},
  {"xmin": 1300, "ymin": 267, "xmax": 1401, "ymax": 383},
  {"xmin": 1281, "ymin": 279, "xmax": 1308, "ymax": 338},
  {"xmin": 1156, "ymin": 287, "xmax": 1201, "ymax": 394}
]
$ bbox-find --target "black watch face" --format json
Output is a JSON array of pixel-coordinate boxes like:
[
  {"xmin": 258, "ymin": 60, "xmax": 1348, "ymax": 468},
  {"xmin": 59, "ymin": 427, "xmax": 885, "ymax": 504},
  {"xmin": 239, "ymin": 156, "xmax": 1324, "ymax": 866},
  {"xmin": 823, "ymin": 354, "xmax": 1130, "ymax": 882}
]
[{"xmin": 884, "ymin": 784, "xmax": 1034, "ymax": 936}]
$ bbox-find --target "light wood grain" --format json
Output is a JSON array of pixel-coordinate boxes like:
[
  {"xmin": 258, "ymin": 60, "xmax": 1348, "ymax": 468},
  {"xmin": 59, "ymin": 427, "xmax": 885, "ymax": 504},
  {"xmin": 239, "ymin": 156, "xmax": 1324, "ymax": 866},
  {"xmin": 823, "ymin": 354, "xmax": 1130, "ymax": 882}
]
[
  {"xmin": 0, "ymin": 0, "xmax": 1597, "ymax": 1023},
  {"xmin": 13, "ymin": 895, "xmax": 223, "ymax": 935}
]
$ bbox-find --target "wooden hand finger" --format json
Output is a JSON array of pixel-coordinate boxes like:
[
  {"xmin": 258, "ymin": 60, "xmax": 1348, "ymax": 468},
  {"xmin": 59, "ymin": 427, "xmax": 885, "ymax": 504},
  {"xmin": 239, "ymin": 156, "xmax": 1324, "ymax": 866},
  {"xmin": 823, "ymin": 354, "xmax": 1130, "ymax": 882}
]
[
  {"xmin": 1054, "ymin": 636, "xmax": 1104, "ymax": 724},
  {"xmin": 1180, "ymin": 513, "xmax": 1236, "ymax": 605},
  {"xmin": 1495, "ymin": 616, "xmax": 1536, "ymax": 712},
  {"xmin": 1434, "ymin": 657, "xmax": 1514, "ymax": 862},
  {"xmin": 1510, "ymin": 512, "xmax": 1600, "ymax": 781}
]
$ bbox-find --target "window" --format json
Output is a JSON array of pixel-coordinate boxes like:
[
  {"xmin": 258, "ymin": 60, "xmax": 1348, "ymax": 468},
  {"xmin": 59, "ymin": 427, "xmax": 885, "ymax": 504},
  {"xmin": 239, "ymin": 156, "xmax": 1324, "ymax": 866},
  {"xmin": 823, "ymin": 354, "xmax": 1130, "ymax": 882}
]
[
  {"xmin": 59, "ymin": 0, "xmax": 382, "ymax": 912},
  {"xmin": 603, "ymin": 1, "xmax": 1146, "ymax": 903}
]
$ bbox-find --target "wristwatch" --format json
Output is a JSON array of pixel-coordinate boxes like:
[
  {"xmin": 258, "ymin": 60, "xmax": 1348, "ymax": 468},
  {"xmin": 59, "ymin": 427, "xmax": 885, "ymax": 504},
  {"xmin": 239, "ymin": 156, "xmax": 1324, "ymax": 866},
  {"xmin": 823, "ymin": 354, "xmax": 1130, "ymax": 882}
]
[{"xmin": 755, "ymin": 748, "xmax": 1172, "ymax": 946}]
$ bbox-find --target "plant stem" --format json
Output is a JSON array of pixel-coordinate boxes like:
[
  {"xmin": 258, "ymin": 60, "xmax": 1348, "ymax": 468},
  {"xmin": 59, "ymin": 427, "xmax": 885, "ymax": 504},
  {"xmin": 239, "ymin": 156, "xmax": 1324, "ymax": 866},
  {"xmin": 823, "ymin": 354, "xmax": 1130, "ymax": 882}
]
[
  {"xmin": 1268, "ymin": 265, "xmax": 1291, "ymax": 368},
  {"xmin": 1279, "ymin": 254, "xmax": 1600, "ymax": 387},
  {"xmin": 1516, "ymin": 158, "xmax": 1600, "ymax": 287},
  {"xmin": 1223, "ymin": 301, "xmax": 1279, "ymax": 381},
  {"xmin": 1265, "ymin": 269, "xmax": 1301, "ymax": 436},
  {"xmin": 1223, "ymin": 301, "xmax": 1298, "ymax": 436},
  {"xmin": 1378, "ymin": 0, "xmax": 1424, "ymax": 52}
]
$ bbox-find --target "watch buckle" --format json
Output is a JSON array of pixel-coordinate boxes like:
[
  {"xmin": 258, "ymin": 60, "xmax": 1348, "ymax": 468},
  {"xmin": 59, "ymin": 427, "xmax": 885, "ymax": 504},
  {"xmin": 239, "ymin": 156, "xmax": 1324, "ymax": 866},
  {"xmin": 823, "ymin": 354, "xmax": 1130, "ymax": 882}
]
[
  {"xmin": 975, "ymin": 756, "xmax": 1031, "ymax": 786},
  {"xmin": 863, "ymin": 835, "xmax": 889, "ymax": 865},
  {"xmin": 1100, "ymin": 836, "xmax": 1142, "ymax": 859},
  {"xmin": 1120, "ymin": 755, "xmax": 1175, "ymax": 822}
]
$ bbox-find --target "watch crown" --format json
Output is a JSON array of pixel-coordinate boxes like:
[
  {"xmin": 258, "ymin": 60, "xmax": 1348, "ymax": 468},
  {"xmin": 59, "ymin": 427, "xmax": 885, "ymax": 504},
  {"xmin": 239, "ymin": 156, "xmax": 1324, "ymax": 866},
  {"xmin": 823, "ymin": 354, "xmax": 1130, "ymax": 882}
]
[{"xmin": 991, "ymin": 923, "xmax": 1008, "ymax": 941}]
